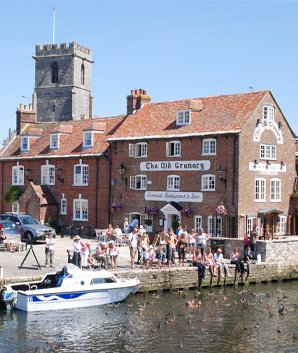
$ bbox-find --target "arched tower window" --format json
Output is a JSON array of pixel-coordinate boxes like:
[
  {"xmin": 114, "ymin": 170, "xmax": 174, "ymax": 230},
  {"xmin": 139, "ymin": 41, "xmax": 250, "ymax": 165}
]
[
  {"xmin": 81, "ymin": 63, "xmax": 85, "ymax": 85},
  {"xmin": 51, "ymin": 62, "xmax": 58, "ymax": 83}
]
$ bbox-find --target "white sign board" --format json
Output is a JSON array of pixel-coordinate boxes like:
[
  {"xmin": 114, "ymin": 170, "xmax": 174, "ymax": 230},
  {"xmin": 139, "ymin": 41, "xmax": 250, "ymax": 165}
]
[
  {"xmin": 144, "ymin": 191, "xmax": 203, "ymax": 203},
  {"xmin": 249, "ymin": 162, "xmax": 286, "ymax": 172},
  {"xmin": 253, "ymin": 120, "xmax": 283, "ymax": 144},
  {"xmin": 140, "ymin": 160, "xmax": 210, "ymax": 172}
]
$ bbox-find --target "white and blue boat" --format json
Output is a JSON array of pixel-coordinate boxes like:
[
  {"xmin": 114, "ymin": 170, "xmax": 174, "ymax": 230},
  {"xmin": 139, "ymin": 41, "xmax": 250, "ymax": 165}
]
[{"xmin": 1, "ymin": 264, "xmax": 140, "ymax": 312}]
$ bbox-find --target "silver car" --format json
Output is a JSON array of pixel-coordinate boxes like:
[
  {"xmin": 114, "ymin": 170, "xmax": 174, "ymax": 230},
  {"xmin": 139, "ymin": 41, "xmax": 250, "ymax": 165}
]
[{"xmin": 0, "ymin": 213, "xmax": 56, "ymax": 243}]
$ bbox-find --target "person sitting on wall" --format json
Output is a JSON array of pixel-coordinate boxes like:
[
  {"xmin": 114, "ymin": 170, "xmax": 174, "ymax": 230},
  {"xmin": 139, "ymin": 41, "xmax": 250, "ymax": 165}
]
[
  {"xmin": 192, "ymin": 248, "xmax": 206, "ymax": 280},
  {"xmin": 0, "ymin": 228, "xmax": 14, "ymax": 252},
  {"xmin": 214, "ymin": 248, "xmax": 232, "ymax": 278},
  {"xmin": 95, "ymin": 242, "xmax": 108, "ymax": 269},
  {"xmin": 230, "ymin": 248, "xmax": 245, "ymax": 275}
]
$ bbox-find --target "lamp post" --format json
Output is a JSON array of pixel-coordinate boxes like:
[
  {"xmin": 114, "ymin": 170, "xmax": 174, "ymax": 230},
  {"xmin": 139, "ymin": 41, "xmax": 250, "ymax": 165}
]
[{"xmin": 118, "ymin": 163, "xmax": 126, "ymax": 180}]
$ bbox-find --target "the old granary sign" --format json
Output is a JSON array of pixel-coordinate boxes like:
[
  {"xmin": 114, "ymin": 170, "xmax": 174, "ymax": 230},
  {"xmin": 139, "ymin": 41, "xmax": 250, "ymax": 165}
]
[
  {"xmin": 253, "ymin": 120, "xmax": 283, "ymax": 144},
  {"xmin": 140, "ymin": 160, "xmax": 210, "ymax": 172},
  {"xmin": 144, "ymin": 191, "xmax": 203, "ymax": 202}
]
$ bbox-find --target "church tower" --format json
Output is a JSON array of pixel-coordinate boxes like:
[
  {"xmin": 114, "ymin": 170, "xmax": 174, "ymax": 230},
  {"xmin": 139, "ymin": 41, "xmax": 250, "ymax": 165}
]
[{"xmin": 33, "ymin": 42, "xmax": 93, "ymax": 122}]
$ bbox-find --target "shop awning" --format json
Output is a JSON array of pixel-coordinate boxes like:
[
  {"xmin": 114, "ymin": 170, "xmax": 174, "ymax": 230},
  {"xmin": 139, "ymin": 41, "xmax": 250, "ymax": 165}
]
[{"xmin": 257, "ymin": 208, "xmax": 283, "ymax": 215}]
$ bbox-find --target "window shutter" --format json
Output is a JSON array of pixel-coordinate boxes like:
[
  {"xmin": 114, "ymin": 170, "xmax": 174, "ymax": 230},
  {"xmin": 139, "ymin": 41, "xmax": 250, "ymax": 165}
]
[
  {"xmin": 129, "ymin": 144, "xmax": 136, "ymax": 157},
  {"xmin": 141, "ymin": 176, "xmax": 147, "ymax": 189},
  {"xmin": 130, "ymin": 176, "xmax": 136, "ymax": 189},
  {"xmin": 166, "ymin": 142, "xmax": 169, "ymax": 156}
]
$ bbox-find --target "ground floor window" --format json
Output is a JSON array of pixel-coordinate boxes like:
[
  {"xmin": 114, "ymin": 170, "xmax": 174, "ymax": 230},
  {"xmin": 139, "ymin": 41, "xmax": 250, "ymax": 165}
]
[
  {"xmin": 12, "ymin": 201, "xmax": 20, "ymax": 213},
  {"xmin": 73, "ymin": 198, "xmax": 88, "ymax": 221},
  {"xmin": 278, "ymin": 215, "xmax": 287, "ymax": 234},
  {"xmin": 207, "ymin": 215, "xmax": 222, "ymax": 236},
  {"xmin": 194, "ymin": 215, "xmax": 203, "ymax": 233}
]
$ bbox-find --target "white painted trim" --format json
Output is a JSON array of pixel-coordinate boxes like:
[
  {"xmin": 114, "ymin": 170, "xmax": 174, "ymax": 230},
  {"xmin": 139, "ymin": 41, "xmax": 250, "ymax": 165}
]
[{"xmin": 108, "ymin": 130, "xmax": 241, "ymax": 142}]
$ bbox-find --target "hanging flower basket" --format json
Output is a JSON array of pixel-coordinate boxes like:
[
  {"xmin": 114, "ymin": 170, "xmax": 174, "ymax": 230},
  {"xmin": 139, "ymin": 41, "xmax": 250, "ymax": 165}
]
[
  {"xmin": 111, "ymin": 202, "xmax": 122, "ymax": 212},
  {"xmin": 181, "ymin": 208, "xmax": 193, "ymax": 217},
  {"xmin": 147, "ymin": 207, "xmax": 159, "ymax": 216},
  {"xmin": 215, "ymin": 203, "xmax": 227, "ymax": 216}
]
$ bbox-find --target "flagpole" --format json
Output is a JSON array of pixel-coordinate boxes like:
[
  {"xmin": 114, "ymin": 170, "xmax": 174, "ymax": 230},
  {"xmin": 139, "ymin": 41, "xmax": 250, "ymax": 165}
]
[{"xmin": 52, "ymin": 7, "xmax": 56, "ymax": 44}]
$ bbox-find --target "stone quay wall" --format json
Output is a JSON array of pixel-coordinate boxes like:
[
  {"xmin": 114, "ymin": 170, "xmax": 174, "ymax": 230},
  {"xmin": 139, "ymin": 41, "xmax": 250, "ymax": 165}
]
[{"xmin": 136, "ymin": 262, "xmax": 298, "ymax": 292}]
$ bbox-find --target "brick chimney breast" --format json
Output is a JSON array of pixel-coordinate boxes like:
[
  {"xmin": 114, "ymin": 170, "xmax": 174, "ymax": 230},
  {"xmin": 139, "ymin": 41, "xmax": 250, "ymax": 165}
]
[{"xmin": 126, "ymin": 89, "xmax": 151, "ymax": 115}]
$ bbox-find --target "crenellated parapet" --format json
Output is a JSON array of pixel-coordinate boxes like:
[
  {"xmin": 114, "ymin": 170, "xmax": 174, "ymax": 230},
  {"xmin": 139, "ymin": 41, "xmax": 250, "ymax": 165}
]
[{"xmin": 35, "ymin": 41, "xmax": 92, "ymax": 58}]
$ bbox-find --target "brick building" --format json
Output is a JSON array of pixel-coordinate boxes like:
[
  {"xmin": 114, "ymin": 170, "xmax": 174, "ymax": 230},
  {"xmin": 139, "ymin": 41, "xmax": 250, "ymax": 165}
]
[
  {"xmin": 0, "ymin": 42, "xmax": 122, "ymax": 230},
  {"xmin": 109, "ymin": 89, "xmax": 296, "ymax": 238},
  {"xmin": 0, "ymin": 41, "xmax": 297, "ymax": 238}
]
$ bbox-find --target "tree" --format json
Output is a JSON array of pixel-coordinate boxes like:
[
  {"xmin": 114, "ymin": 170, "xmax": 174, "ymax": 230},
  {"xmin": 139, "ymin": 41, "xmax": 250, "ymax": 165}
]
[{"xmin": 4, "ymin": 185, "xmax": 23, "ymax": 203}]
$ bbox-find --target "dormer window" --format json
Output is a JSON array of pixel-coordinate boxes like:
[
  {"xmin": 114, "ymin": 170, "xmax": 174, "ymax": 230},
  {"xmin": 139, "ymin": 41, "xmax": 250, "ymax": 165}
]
[
  {"xmin": 83, "ymin": 131, "xmax": 93, "ymax": 148},
  {"xmin": 50, "ymin": 133, "xmax": 60, "ymax": 150},
  {"xmin": 21, "ymin": 136, "xmax": 30, "ymax": 152},
  {"xmin": 263, "ymin": 106, "xmax": 275, "ymax": 121},
  {"xmin": 176, "ymin": 110, "xmax": 191, "ymax": 125}
]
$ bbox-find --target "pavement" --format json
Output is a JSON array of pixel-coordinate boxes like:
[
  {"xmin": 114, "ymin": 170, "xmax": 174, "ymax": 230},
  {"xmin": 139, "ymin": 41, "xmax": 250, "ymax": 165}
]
[{"xmin": 0, "ymin": 235, "xmax": 132, "ymax": 283}]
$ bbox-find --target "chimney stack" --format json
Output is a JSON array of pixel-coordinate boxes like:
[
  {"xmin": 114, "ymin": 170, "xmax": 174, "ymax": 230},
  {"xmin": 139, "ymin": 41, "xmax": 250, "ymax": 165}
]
[
  {"xmin": 126, "ymin": 89, "xmax": 151, "ymax": 115},
  {"xmin": 16, "ymin": 103, "xmax": 36, "ymax": 135}
]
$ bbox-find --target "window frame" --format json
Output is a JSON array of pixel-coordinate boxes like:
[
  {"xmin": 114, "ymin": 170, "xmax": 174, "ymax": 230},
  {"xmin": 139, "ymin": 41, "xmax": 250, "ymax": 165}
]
[
  {"xmin": 12, "ymin": 201, "xmax": 20, "ymax": 213},
  {"xmin": 255, "ymin": 178, "xmax": 266, "ymax": 202},
  {"xmin": 21, "ymin": 136, "xmax": 29, "ymax": 152},
  {"xmin": 41, "ymin": 164, "xmax": 56, "ymax": 185},
  {"xmin": 278, "ymin": 215, "xmax": 287, "ymax": 234},
  {"xmin": 60, "ymin": 197, "xmax": 67, "ymax": 215},
  {"xmin": 73, "ymin": 163, "xmax": 89, "ymax": 186},
  {"xmin": 202, "ymin": 138, "xmax": 216, "ymax": 156},
  {"xmin": 12, "ymin": 165, "xmax": 24, "ymax": 185},
  {"xmin": 260, "ymin": 144, "xmax": 276, "ymax": 160},
  {"xmin": 176, "ymin": 110, "xmax": 191, "ymax": 126},
  {"xmin": 51, "ymin": 61, "xmax": 59, "ymax": 83},
  {"xmin": 83, "ymin": 131, "xmax": 93, "ymax": 148},
  {"xmin": 194, "ymin": 215, "xmax": 203, "ymax": 233},
  {"xmin": 270, "ymin": 178, "xmax": 281, "ymax": 202},
  {"xmin": 129, "ymin": 142, "xmax": 148, "ymax": 158},
  {"xmin": 263, "ymin": 105, "xmax": 275, "ymax": 121},
  {"xmin": 201, "ymin": 174, "xmax": 215, "ymax": 191},
  {"xmin": 73, "ymin": 198, "xmax": 88, "ymax": 221},
  {"xmin": 166, "ymin": 141, "xmax": 181, "ymax": 157},
  {"xmin": 207, "ymin": 215, "xmax": 222, "ymax": 236},
  {"xmin": 50, "ymin": 133, "xmax": 60, "ymax": 150},
  {"xmin": 81, "ymin": 63, "xmax": 85, "ymax": 85},
  {"xmin": 167, "ymin": 175, "xmax": 180, "ymax": 191},
  {"xmin": 130, "ymin": 175, "xmax": 147, "ymax": 190}
]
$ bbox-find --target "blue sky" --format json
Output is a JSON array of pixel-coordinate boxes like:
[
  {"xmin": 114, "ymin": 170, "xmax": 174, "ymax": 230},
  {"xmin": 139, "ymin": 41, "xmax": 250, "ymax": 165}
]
[{"xmin": 0, "ymin": 0, "xmax": 297, "ymax": 144}]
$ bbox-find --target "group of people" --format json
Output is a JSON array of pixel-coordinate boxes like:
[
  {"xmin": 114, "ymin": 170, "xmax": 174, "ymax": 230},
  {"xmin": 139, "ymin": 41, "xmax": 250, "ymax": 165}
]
[
  {"xmin": 127, "ymin": 223, "xmax": 250, "ymax": 278},
  {"xmin": 72, "ymin": 235, "xmax": 119, "ymax": 269}
]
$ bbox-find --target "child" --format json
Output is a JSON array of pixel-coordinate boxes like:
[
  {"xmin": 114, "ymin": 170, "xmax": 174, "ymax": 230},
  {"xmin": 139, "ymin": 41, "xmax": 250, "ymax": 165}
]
[
  {"xmin": 145, "ymin": 245, "xmax": 155, "ymax": 269},
  {"xmin": 155, "ymin": 244, "xmax": 165, "ymax": 270},
  {"xmin": 45, "ymin": 233, "xmax": 55, "ymax": 267}
]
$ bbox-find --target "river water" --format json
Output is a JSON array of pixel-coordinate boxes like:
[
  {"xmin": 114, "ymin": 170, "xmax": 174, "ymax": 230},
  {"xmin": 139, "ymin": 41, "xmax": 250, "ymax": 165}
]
[{"xmin": 0, "ymin": 281, "xmax": 298, "ymax": 353}]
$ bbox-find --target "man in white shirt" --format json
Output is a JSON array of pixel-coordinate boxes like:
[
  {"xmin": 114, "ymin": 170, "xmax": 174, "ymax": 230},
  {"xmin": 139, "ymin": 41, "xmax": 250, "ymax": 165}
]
[{"xmin": 128, "ymin": 228, "xmax": 139, "ymax": 269}]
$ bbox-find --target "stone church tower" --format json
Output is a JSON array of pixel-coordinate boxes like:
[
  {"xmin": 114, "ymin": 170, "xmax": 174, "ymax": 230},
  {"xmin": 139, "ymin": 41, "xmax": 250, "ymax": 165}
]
[{"xmin": 33, "ymin": 42, "xmax": 93, "ymax": 122}]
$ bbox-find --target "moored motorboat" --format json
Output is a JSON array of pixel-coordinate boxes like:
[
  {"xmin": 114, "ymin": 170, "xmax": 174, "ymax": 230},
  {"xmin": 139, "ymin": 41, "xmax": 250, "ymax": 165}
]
[{"xmin": 1, "ymin": 263, "xmax": 141, "ymax": 312}]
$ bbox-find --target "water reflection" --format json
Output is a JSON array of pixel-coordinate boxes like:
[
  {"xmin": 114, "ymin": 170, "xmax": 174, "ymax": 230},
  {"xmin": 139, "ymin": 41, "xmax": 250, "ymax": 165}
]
[{"xmin": 0, "ymin": 282, "xmax": 298, "ymax": 353}]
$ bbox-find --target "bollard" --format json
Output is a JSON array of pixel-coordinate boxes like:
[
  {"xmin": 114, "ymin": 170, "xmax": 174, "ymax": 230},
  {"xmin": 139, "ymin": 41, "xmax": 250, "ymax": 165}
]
[
  {"xmin": 257, "ymin": 253, "xmax": 262, "ymax": 263},
  {"xmin": 0, "ymin": 266, "xmax": 3, "ymax": 280}
]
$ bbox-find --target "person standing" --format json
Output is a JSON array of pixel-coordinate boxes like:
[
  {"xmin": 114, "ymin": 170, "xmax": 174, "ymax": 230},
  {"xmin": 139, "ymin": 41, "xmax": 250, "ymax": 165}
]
[
  {"xmin": 128, "ymin": 227, "xmax": 138, "ymax": 269},
  {"xmin": 80, "ymin": 240, "xmax": 89, "ymax": 269},
  {"xmin": 45, "ymin": 233, "xmax": 55, "ymax": 267},
  {"xmin": 250, "ymin": 224, "xmax": 258, "ymax": 260},
  {"xmin": 72, "ymin": 235, "xmax": 82, "ymax": 268},
  {"xmin": 197, "ymin": 228, "xmax": 210, "ymax": 259}
]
